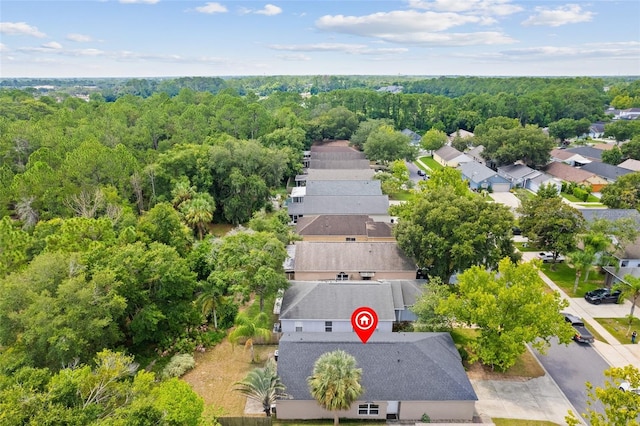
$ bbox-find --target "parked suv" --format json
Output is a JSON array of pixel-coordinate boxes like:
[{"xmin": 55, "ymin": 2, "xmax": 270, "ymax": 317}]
[
  {"xmin": 537, "ymin": 252, "xmax": 565, "ymax": 263},
  {"xmin": 585, "ymin": 288, "xmax": 622, "ymax": 305}
]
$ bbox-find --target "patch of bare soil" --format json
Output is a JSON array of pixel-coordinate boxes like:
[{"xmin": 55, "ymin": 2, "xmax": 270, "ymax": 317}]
[
  {"xmin": 181, "ymin": 339, "xmax": 278, "ymax": 417},
  {"xmin": 465, "ymin": 349, "xmax": 545, "ymax": 381}
]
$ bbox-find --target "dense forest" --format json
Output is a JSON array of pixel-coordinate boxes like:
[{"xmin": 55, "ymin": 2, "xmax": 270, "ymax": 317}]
[{"xmin": 1, "ymin": 75, "xmax": 640, "ymax": 423}]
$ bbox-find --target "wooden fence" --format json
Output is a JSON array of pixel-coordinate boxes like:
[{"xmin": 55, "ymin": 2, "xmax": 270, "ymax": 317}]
[{"xmin": 218, "ymin": 417, "xmax": 272, "ymax": 426}]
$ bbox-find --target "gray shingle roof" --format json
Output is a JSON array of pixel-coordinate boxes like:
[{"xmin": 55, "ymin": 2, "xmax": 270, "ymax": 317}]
[
  {"xmin": 566, "ymin": 146, "xmax": 603, "ymax": 161},
  {"xmin": 305, "ymin": 180, "xmax": 383, "ymax": 196},
  {"xmin": 293, "ymin": 242, "xmax": 415, "ymax": 273},
  {"xmin": 287, "ymin": 195, "xmax": 389, "ymax": 216},
  {"xmin": 279, "ymin": 281, "xmax": 397, "ymax": 321},
  {"xmin": 306, "ymin": 169, "xmax": 376, "ymax": 181},
  {"xmin": 434, "ymin": 145, "xmax": 464, "ymax": 162},
  {"xmin": 310, "ymin": 151, "xmax": 366, "ymax": 161},
  {"xmin": 296, "ymin": 215, "xmax": 393, "ymax": 238},
  {"xmin": 308, "ymin": 159, "xmax": 372, "ymax": 169},
  {"xmin": 579, "ymin": 208, "xmax": 640, "ymax": 224},
  {"xmin": 458, "ymin": 161, "xmax": 499, "ymax": 183},
  {"xmin": 497, "ymin": 164, "xmax": 540, "ymax": 180},
  {"xmin": 277, "ymin": 332, "xmax": 478, "ymax": 401},
  {"xmin": 579, "ymin": 162, "xmax": 633, "ymax": 181}
]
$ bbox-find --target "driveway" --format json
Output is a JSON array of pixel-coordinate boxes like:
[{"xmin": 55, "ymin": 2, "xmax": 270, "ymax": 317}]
[{"xmin": 490, "ymin": 192, "xmax": 521, "ymax": 215}]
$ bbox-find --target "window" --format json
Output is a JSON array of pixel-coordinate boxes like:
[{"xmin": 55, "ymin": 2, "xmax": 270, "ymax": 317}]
[
  {"xmin": 337, "ymin": 272, "xmax": 348, "ymax": 280},
  {"xmin": 295, "ymin": 321, "xmax": 303, "ymax": 332},
  {"xmin": 346, "ymin": 237, "xmax": 356, "ymax": 242},
  {"xmin": 358, "ymin": 404, "xmax": 379, "ymax": 416},
  {"xmin": 325, "ymin": 321, "xmax": 332, "ymax": 332}
]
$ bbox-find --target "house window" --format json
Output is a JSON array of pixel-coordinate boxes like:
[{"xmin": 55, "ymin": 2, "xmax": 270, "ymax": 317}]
[
  {"xmin": 295, "ymin": 322, "xmax": 303, "ymax": 332},
  {"xmin": 621, "ymin": 261, "xmax": 629, "ymax": 267},
  {"xmin": 325, "ymin": 321, "xmax": 332, "ymax": 332},
  {"xmin": 337, "ymin": 272, "xmax": 348, "ymax": 280},
  {"xmin": 358, "ymin": 403, "xmax": 379, "ymax": 416},
  {"xmin": 346, "ymin": 237, "xmax": 356, "ymax": 242}
]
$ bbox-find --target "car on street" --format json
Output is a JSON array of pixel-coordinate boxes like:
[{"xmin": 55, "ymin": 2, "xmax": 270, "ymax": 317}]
[
  {"xmin": 537, "ymin": 252, "xmax": 565, "ymax": 263},
  {"xmin": 417, "ymin": 169, "xmax": 426, "ymax": 176},
  {"xmin": 584, "ymin": 288, "xmax": 622, "ymax": 305},
  {"xmin": 619, "ymin": 381, "xmax": 640, "ymax": 395},
  {"xmin": 561, "ymin": 312, "xmax": 595, "ymax": 344}
]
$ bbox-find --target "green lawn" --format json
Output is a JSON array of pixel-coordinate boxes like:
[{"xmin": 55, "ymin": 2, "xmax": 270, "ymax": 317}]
[
  {"xmin": 388, "ymin": 190, "xmax": 415, "ymax": 201},
  {"xmin": 538, "ymin": 262, "xmax": 605, "ymax": 297},
  {"xmin": 575, "ymin": 203, "xmax": 606, "ymax": 208},
  {"xmin": 418, "ymin": 156, "xmax": 443, "ymax": 171},
  {"xmin": 513, "ymin": 188, "xmax": 536, "ymax": 203},
  {"xmin": 595, "ymin": 317, "xmax": 640, "ymax": 344},
  {"xmin": 515, "ymin": 242, "xmax": 538, "ymax": 252}
]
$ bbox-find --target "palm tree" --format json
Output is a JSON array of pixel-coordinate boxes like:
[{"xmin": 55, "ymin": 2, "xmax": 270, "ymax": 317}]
[
  {"xmin": 234, "ymin": 359, "xmax": 285, "ymax": 416},
  {"xmin": 228, "ymin": 311, "xmax": 272, "ymax": 363},
  {"xmin": 307, "ymin": 350, "xmax": 363, "ymax": 426},
  {"xmin": 567, "ymin": 250, "xmax": 595, "ymax": 295},
  {"xmin": 197, "ymin": 290, "xmax": 225, "ymax": 329},
  {"xmin": 616, "ymin": 275, "xmax": 640, "ymax": 324},
  {"xmin": 180, "ymin": 193, "xmax": 215, "ymax": 240}
]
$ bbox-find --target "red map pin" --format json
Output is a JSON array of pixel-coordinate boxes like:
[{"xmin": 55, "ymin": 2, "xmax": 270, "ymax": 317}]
[{"xmin": 351, "ymin": 307, "xmax": 378, "ymax": 344}]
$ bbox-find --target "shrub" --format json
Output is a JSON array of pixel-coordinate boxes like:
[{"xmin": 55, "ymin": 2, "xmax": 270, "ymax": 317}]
[
  {"xmin": 421, "ymin": 413, "xmax": 431, "ymax": 423},
  {"xmin": 572, "ymin": 187, "xmax": 589, "ymax": 202},
  {"xmin": 161, "ymin": 353, "xmax": 196, "ymax": 379}
]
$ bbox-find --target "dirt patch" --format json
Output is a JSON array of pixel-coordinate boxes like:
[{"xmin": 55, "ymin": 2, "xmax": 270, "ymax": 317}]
[
  {"xmin": 182, "ymin": 339, "xmax": 278, "ymax": 416},
  {"xmin": 465, "ymin": 349, "xmax": 545, "ymax": 381}
]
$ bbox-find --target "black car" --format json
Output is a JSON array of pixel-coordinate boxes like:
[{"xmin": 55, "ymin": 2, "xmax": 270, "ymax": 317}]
[{"xmin": 585, "ymin": 288, "xmax": 622, "ymax": 305}]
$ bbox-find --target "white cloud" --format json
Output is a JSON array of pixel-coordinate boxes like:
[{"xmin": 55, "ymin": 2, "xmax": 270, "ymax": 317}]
[
  {"xmin": 522, "ymin": 4, "xmax": 595, "ymax": 27},
  {"xmin": 0, "ymin": 22, "xmax": 46, "ymax": 37},
  {"xmin": 195, "ymin": 2, "xmax": 228, "ymax": 14},
  {"xmin": 487, "ymin": 42, "xmax": 640, "ymax": 61},
  {"xmin": 267, "ymin": 43, "xmax": 408, "ymax": 55},
  {"xmin": 66, "ymin": 33, "xmax": 92, "ymax": 42},
  {"xmin": 277, "ymin": 53, "xmax": 311, "ymax": 61},
  {"xmin": 256, "ymin": 4, "xmax": 282, "ymax": 16},
  {"xmin": 42, "ymin": 41, "xmax": 62, "ymax": 49},
  {"xmin": 0, "ymin": 43, "xmax": 8, "ymax": 52},
  {"xmin": 407, "ymin": 0, "xmax": 522, "ymax": 16},
  {"xmin": 315, "ymin": 10, "xmax": 515, "ymax": 46},
  {"xmin": 119, "ymin": 0, "xmax": 160, "ymax": 4}
]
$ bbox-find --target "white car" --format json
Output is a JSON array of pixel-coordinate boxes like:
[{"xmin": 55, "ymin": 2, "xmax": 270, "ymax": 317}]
[
  {"xmin": 537, "ymin": 252, "xmax": 565, "ymax": 263},
  {"xmin": 619, "ymin": 381, "xmax": 640, "ymax": 395}
]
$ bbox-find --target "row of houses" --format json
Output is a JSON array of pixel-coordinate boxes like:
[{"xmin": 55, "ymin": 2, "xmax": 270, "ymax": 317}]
[{"xmin": 275, "ymin": 142, "xmax": 478, "ymax": 422}]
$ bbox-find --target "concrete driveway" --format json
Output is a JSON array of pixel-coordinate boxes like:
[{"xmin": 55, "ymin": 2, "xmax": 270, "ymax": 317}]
[{"xmin": 490, "ymin": 192, "xmax": 521, "ymax": 215}]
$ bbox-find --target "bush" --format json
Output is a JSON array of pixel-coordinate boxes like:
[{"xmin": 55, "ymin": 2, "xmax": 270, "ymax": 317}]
[
  {"xmin": 572, "ymin": 187, "xmax": 589, "ymax": 202},
  {"xmin": 161, "ymin": 353, "xmax": 196, "ymax": 379},
  {"xmin": 421, "ymin": 413, "xmax": 431, "ymax": 423}
]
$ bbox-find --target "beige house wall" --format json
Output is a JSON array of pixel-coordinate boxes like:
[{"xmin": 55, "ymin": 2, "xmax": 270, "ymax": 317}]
[
  {"xmin": 276, "ymin": 400, "xmax": 475, "ymax": 422},
  {"xmin": 293, "ymin": 270, "xmax": 416, "ymax": 281}
]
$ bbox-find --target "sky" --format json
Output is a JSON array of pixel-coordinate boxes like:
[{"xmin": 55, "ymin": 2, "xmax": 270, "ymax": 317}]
[{"xmin": 1, "ymin": 0, "xmax": 639, "ymax": 78}]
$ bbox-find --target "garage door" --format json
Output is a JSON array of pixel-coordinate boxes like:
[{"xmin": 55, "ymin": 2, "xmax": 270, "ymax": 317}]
[{"xmin": 492, "ymin": 183, "xmax": 511, "ymax": 192}]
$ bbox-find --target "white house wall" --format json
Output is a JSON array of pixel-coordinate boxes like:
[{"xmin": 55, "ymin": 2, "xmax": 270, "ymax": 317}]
[{"xmin": 280, "ymin": 319, "xmax": 393, "ymax": 333}]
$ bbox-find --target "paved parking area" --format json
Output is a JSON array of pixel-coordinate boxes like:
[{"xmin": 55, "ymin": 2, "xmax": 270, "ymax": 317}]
[{"xmin": 490, "ymin": 192, "xmax": 521, "ymax": 215}]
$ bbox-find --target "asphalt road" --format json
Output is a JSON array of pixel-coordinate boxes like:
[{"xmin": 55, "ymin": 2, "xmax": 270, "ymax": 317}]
[{"xmin": 533, "ymin": 338, "xmax": 608, "ymax": 422}]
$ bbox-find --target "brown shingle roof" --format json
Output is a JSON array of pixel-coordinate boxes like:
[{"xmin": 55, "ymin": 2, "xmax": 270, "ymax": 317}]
[{"xmin": 544, "ymin": 162, "xmax": 596, "ymax": 182}]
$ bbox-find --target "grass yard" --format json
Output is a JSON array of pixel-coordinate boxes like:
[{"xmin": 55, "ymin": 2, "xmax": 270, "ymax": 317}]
[
  {"xmin": 515, "ymin": 242, "xmax": 538, "ymax": 252},
  {"xmin": 182, "ymin": 339, "xmax": 278, "ymax": 417},
  {"xmin": 418, "ymin": 156, "xmax": 443, "ymax": 171},
  {"xmin": 575, "ymin": 203, "xmax": 606, "ymax": 208},
  {"xmin": 513, "ymin": 188, "xmax": 536, "ymax": 203},
  {"xmin": 493, "ymin": 419, "xmax": 560, "ymax": 426},
  {"xmin": 561, "ymin": 192, "xmax": 600, "ymax": 203},
  {"xmin": 594, "ymin": 316, "xmax": 640, "ymax": 344},
  {"xmin": 388, "ymin": 190, "xmax": 415, "ymax": 201},
  {"xmin": 538, "ymin": 262, "xmax": 605, "ymax": 297}
]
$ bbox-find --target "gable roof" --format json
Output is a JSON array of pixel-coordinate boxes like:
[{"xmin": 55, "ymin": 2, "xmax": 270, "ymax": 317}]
[
  {"xmin": 565, "ymin": 146, "xmax": 603, "ymax": 161},
  {"xmin": 434, "ymin": 145, "xmax": 465, "ymax": 162},
  {"xmin": 579, "ymin": 208, "xmax": 640, "ymax": 225},
  {"xmin": 305, "ymin": 180, "xmax": 383, "ymax": 196},
  {"xmin": 286, "ymin": 195, "xmax": 389, "ymax": 216},
  {"xmin": 448, "ymin": 129, "xmax": 474, "ymax": 139},
  {"xmin": 292, "ymin": 241, "xmax": 415, "ymax": 273},
  {"xmin": 618, "ymin": 159, "xmax": 640, "ymax": 172},
  {"xmin": 296, "ymin": 215, "xmax": 393, "ymax": 238},
  {"xmin": 308, "ymin": 159, "xmax": 371, "ymax": 169},
  {"xmin": 310, "ymin": 151, "xmax": 366, "ymax": 161},
  {"xmin": 497, "ymin": 163, "xmax": 541, "ymax": 180},
  {"xmin": 466, "ymin": 145, "xmax": 484, "ymax": 159},
  {"xmin": 579, "ymin": 162, "xmax": 633, "ymax": 181},
  {"xmin": 592, "ymin": 142, "xmax": 615, "ymax": 151},
  {"xmin": 279, "ymin": 281, "xmax": 397, "ymax": 321},
  {"xmin": 305, "ymin": 169, "xmax": 375, "ymax": 181},
  {"xmin": 277, "ymin": 332, "xmax": 478, "ymax": 401},
  {"xmin": 458, "ymin": 161, "xmax": 501, "ymax": 183},
  {"xmin": 550, "ymin": 149, "xmax": 592, "ymax": 164},
  {"xmin": 544, "ymin": 161, "xmax": 598, "ymax": 183},
  {"xmin": 401, "ymin": 129, "xmax": 422, "ymax": 143}
]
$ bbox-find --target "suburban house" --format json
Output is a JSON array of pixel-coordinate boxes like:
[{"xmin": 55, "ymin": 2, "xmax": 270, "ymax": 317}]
[
  {"xmin": 308, "ymin": 158, "xmax": 372, "ymax": 169},
  {"xmin": 286, "ymin": 195, "xmax": 390, "ymax": 223},
  {"xmin": 603, "ymin": 266, "xmax": 640, "ymax": 288},
  {"xmin": 565, "ymin": 146, "xmax": 604, "ymax": 162},
  {"xmin": 401, "ymin": 129, "xmax": 422, "ymax": 146},
  {"xmin": 589, "ymin": 122, "xmax": 606, "ymax": 138},
  {"xmin": 458, "ymin": 161, "xmax": 511, "ymax": 192},
  {"xmin": 606, "ymin": 107, "xmax": 640, "ymax": 120},
  {"xmin": 550, "ymin": 148, "xmax": 592, "ymax": 167},
  {"xmin": 579, "ymin": 162, "xmax": 633, "ymax": 183},
  {"xmin": 295, "ymin": 169, "xmax": 375, "ymax": 186},
  {"xmin": 543, "ymin": 162, "xmax": 608, "ymax": 192},
  {"xmin": 291, "ymin": 180, "xmax": 385, "ymax": 202},
  {"xmin": 579, "ymin": 209, "xmax": 640, "ymax": 269},
  {"xmin": 275, "ymin": 280, "xmax": 424, "ymax": 332},
  {"xmin": 496, "ymin": 163, "xmax": 561, "ymax": 193},
  {"xmin": 275, "ymin": 333, "xmax": 478, "ymax": 422},
  {"xmin": 618, "ymin": 159, "xmax": 640, "ymax": 172},
  {"xmin": 289, "ymin": 241, "xmax": 417, "ymax": 281},
  {"xmin": 466, "ymin": 145, "xmax": 485, "ymax": 165},
  {"xmin": 448, "ymin": 129, "xmax": 474, "ymax": 142},
  {"xmin": 433, "ymin": 145, "xmax": 473, "ymax": 168},
  {"xmin": 296, "ymin": 215, "xmax": 394, "ymax": 242}
]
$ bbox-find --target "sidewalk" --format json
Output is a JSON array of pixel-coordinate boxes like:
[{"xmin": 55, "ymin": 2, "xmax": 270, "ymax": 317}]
[{"xmin": 520, "ymin": 251, "xmax": 640, "ymax": 368}]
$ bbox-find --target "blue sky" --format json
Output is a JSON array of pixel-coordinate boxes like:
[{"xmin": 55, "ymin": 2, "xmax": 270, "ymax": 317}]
[{"xmin": 1, "ymin": 0, "xmax": 639, "ymax": 78}]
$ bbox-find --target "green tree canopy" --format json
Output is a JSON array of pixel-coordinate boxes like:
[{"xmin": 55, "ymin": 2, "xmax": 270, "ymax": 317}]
[
  {"xmin": 363, "ymin": 125, "xmax": 417, "ymax": 164},
  {"xmin": 600, "ymin": 172, "xmax": 640, "ymax": 209},
  {"xmin": 420, "ymin": 128, "xmax": 448, "ymax": 152},
  {"xmin": 438, "ymin": 258, "xmax": 574, "ymax": 371}
]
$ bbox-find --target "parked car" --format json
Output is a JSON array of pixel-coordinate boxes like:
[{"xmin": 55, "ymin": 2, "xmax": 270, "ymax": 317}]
[
  {"xmin": 585, "ymin": 288, "xmax": 622, "ymax": 305},
  {"xmin": 417, "ymin": 169, "xmax": 425, "ymax": 176},
  {"xmin": 562, "ymin": 312, "xmax": 595, "ymax": 344},
  {"xmin": 537, "ymin": 252, "xmax": 565, "ymax": 263},
  {"xmin": 619, "ymin": 381, "xmax": 640, "ymax": 395},
  {"xmin": 512, "ymin": 227, "xmax": 522, "ymax": 236}
]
